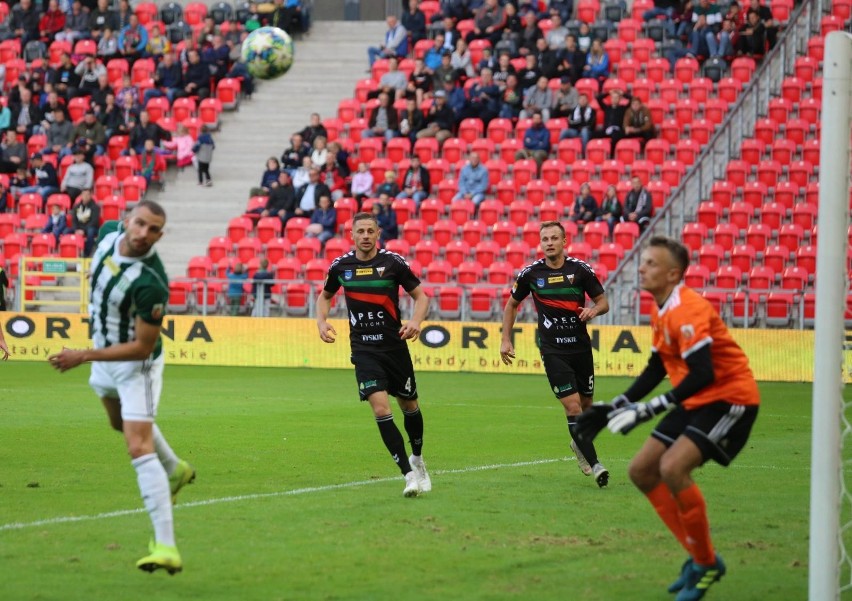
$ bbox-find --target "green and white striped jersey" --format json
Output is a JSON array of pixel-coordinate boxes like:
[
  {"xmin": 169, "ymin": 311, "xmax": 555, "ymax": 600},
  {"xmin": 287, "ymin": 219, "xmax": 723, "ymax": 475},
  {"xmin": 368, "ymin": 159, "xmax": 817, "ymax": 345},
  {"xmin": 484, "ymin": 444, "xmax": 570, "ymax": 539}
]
[{"xmin": 89, "ymin": 221, "xmax": 169, "ymax": 359}]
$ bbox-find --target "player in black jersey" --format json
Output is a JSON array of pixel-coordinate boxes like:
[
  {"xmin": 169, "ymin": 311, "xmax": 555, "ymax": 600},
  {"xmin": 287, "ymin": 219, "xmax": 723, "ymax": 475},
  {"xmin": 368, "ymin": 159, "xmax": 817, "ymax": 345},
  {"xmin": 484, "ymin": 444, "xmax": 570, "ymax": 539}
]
[
  {"xmin": 317, "ymin": 212, "xmax": 432, "ymax": 497},
  {"xmin": 500, "ymin": 221, "xmax": 611, "ymax": 487}
]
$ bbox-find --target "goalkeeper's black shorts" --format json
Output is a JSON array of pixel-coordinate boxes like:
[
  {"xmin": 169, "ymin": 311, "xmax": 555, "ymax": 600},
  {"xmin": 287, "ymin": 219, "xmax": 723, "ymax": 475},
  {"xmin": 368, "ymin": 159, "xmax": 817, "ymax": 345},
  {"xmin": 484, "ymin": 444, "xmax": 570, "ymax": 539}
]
[{"xmin": 652, "ymin": 401, "xmax": 759, "ymax": 466}]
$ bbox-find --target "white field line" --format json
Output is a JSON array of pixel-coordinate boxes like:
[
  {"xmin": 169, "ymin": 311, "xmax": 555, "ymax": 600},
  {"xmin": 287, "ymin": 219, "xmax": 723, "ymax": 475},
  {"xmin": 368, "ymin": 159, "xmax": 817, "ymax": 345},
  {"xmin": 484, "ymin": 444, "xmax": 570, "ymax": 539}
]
[
  {"xmin": 0, "ymin": 454, "xmax": 800, "ymax": 533},
  {"xmin": 0, "ymin": 457, "xmax": 565, "ymax": 532}
]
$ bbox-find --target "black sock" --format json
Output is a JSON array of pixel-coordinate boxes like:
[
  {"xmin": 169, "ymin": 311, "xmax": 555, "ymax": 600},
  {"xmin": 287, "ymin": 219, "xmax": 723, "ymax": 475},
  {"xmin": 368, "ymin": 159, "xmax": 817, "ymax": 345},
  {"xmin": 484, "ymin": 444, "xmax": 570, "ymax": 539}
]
[
  {"xmin": 376, "ymin": 414, "xmax": 411, "ymax": 474},
  {"xmin": 568, "ymin": 416, "xmax": 599, "ymax": 466},
  {"xmin": 403, "ymin": 407, "xmax": 424, "ymax": 456}
]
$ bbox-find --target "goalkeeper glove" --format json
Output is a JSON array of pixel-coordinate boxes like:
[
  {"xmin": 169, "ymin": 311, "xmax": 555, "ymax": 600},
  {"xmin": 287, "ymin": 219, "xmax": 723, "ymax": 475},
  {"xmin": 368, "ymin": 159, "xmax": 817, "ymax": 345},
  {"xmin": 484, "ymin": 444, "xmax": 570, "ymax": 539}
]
[
  {"xmin": 607, "ymin": 393, "xmax": 675, "ymax": 435},
  {"xmin": 575, "ymin": 402, "xmax": 615, "ymax": 443}
]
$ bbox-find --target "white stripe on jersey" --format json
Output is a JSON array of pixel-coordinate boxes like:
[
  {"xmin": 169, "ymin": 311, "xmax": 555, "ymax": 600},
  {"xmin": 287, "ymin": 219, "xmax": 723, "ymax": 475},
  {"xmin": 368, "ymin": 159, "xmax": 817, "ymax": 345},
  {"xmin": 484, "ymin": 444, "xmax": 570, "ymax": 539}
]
[
  {"xmin": 91, "ymin": 260, "xmax": 145, "ymax": 349},
  {"xmin": 89, "ymin": 233, "xmax": 162, "ymax": 350}
]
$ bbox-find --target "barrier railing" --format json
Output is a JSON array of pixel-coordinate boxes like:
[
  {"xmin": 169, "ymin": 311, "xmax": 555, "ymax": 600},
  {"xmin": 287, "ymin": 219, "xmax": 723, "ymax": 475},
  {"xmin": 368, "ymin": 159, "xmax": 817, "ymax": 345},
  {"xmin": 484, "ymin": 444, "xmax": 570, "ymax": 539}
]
[
  {"xmin": 601, "ymin": 0, "xmax": 827, "ymax": 328},
  {"xmin": 18, "ymin": 257, "xmax": 91, "ymax": 314}
]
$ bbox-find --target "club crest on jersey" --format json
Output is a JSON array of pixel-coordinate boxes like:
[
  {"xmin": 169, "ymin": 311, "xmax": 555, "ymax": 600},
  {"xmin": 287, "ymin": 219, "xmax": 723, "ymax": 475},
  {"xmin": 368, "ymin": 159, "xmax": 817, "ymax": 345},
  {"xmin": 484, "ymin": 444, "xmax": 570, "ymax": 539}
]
[
  {"xmin": 536, "ymin": 278, "xmax": 545, "ymax": 288},
  {"xmin": 151, "ymin": 303, "xmax": 165, "ymax": 320},
  {"xmin": 377, "ymin": 267, "xmax": 385, "ymax": 275},
  {"xmin": 680, "ymin": 324, "xmax": 695, "ymax": 341},
  {"xmin": 344, "ymin": 270, "xmax": 353, "ymax": 280},
  {"xmin": 567, "ymin": 274, "xmax": 575, "ymax": 284},
  {"xmin": 104, "ymin": 256, "xmax": 120, "ymax": 276}
]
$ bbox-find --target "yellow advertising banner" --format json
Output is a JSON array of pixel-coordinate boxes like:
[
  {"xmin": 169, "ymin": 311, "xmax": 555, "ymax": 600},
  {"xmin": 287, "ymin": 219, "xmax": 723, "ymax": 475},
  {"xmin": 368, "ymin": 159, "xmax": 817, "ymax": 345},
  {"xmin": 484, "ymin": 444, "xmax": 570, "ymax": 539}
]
[{"xmin": 0, "ymin": 313, "xmax": 825, "ymax": 382}]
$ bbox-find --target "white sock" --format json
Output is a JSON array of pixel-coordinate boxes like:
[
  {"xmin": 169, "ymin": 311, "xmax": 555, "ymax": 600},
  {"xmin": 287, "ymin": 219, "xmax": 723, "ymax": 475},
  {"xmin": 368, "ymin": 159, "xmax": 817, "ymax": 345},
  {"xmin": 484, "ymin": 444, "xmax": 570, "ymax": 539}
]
[
  {"xmin": 152, "ymin": 425, "xmax": 179, "ymax": 476},
  {"xmin": 132, "ymin": 453, "xmax": 175, "ymax": 547}
]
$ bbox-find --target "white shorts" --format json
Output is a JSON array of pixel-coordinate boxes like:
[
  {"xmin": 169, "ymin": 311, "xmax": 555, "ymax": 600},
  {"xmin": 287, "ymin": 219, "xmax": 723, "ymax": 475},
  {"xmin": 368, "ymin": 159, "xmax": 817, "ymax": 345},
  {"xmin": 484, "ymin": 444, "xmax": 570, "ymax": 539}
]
[{"xmin": 89, "ymin": 354, "xmax": 165, "ymax": 422}]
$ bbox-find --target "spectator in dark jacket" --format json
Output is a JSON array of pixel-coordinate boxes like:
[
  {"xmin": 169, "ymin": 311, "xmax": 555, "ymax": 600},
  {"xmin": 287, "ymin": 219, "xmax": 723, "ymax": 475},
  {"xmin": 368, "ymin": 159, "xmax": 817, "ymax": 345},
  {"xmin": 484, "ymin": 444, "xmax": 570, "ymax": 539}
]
[
  {"xmin": 10, "ymin": 88, "xmax": 43, "ymax": 139},
  {"xmin": 373, "ymin": 193, "xmax": 399, "ymax": 244},
  {"xmin": 559, "ymin": 93, "xmax": 596, "ymax": 154},
  {"xmin": 397, "ymin": 155, "xmax": 431, "ymax": 207},
  {"xmin": 128, "ymin": 110, "xmax": 171, "ymax": 155},
  {"xmin": 623, "ymin": 176, "xmax": 653, "ymax": 230},
  {"xmin": 299, "ymin": 113, "xmax": 328, "ymax": 146},
  {"xmin": 10, "ymin": 0, "xmax": 40, "ymax": 45},
  {"xmin": 515, "ymin": 111, "xmax": 551, "ymax": 169},
  {"xmin": 416, "ymin": 90, "xmax": 456, "ymax": 146},
  {"xmin": 20, "ymin": 154, "xmax": 60, "ymax": 205},
  {"xmin": 42, "ymin": 203, "xmax": 70, "ymax": 243},
  {"xmin": 556, "ymin": 35, "xmax": 587, "ymax": 84},
  {"xmin": 305, "ymin": 194, "xmax": 338, "ymax": 244},
  {"xmin": 362, "ymin": 92, "xmax": 400, "ymax": 142},
  {"xmin": 597, "ymin": 184, "xmax": 623, "ymax": 235},
  {"xmin": 570, "ymin": 183, "xmax": 598, "ymax": 224},
  {"xmin": 591, "ymin": 88, "xmax": 631, "ymax": 153},
  {"xmin": 258, "ymin": 157, "xmax": 282, "ymax": 194},
  {"xmin": 181, "ymin": 50, "xmax": 211, "ymax": 100},
  {"xmin": 201, "ymin": 36, "xmax": 230, "ymax": 83},
  {"xmin": 402, "ymin": 0, "xmax": 428, "ymax": 46},
  {"xmin": 399, "ymin": 96, "xmax": 426, "ymax": 143},
  {"xmin": 72, "ymin": 189, "xmax": 101, "ymax": 256},
  {"xmin": 295, "ymin": 168, "xmax": 331, "ymax": 220},
  {"xmin": 281, "ymin": 133, "xmax": 311, "ymax": 173},
  {"xmin": 144, "ymin": 52, "xmax": 184, "ymax": 104},
  {"xmin": 622, "ymin": 96, "xmax": 656, "ymax": 147},
  {"xmin": 256, "ymin": 171, "xmax": 297, "ymax": 225},
  {"xmin": 47, "ymin": 53, "xmax": 81, "ymax": 101}
]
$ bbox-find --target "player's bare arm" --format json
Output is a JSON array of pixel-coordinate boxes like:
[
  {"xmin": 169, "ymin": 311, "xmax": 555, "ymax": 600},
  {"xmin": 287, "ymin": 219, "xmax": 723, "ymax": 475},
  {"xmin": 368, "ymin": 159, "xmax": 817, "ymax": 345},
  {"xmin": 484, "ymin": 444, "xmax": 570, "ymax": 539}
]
[
  {"xmin": 399, "ymin": 285, "xmax": 429, "ymax": 341},
  {"xmin": 578, "ymin": 292, "xmax": 609, "ymax": 322},
  {"xmin": 500, "ymin": 297, "xmax": 521, "ymax": 365},
  {"xmin": 49, "ymin": 317, "xmax": 161, "ymax": 372},
  {"xmin": 316, "ymin": 290, "xmax": 337, "ymax": 343}
]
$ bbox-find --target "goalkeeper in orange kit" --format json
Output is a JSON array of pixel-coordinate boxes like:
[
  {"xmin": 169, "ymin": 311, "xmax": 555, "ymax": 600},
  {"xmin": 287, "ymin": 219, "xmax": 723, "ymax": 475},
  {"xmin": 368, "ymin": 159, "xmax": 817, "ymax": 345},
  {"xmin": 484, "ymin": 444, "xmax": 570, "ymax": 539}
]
[{"xmin": 578, "ymin": 236, "xmax": 760, "ymax": 601}]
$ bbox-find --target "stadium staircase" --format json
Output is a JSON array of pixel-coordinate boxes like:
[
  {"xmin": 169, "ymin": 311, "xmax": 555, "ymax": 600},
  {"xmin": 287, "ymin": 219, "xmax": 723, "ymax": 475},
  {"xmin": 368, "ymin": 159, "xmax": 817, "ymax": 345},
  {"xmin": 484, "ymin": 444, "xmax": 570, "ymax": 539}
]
[{"xmin": 182, "ymin": 0, "xmax": 850, "ymax": 324}]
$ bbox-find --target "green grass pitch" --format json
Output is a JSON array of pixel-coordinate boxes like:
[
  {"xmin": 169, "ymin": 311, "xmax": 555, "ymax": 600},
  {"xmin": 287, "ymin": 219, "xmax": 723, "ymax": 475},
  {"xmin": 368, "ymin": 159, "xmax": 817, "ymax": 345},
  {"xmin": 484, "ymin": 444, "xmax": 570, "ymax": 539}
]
[{"xmin": 1, "ymin": 363, "xmax": 816, "ymax": 600}]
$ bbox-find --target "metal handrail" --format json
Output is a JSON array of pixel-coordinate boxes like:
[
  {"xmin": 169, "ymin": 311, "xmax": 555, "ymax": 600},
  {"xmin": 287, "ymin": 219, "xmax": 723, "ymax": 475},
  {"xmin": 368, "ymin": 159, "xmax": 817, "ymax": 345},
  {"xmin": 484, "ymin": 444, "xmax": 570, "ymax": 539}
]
[{"xmin": 601, "ymin": 0, "xmax": 827, "ymax": 327}]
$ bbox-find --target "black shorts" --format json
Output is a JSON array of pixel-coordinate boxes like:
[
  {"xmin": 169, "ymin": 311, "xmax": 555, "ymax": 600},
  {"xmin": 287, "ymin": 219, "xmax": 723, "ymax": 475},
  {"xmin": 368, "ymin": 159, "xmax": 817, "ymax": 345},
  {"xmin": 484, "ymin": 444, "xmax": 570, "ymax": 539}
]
[
  {"xmin": 541, "ymin": 352, "xmax": 595, "ymax": 399},
  {"xmin": 351, "ymin": 349, "xmax": 418, "ymax": 401},
  {"xmin": 652, "ymin": 401, "xmax": 759, "ymax": 467}
]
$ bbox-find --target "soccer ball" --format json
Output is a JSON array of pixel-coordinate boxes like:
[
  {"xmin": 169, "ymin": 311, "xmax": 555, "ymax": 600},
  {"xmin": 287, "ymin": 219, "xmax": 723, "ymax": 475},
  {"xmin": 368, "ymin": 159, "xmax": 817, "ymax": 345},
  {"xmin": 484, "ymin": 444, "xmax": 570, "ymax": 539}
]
[{"xmin": 241, "ymin": 26, "xmax": 294, "ymax": 80}]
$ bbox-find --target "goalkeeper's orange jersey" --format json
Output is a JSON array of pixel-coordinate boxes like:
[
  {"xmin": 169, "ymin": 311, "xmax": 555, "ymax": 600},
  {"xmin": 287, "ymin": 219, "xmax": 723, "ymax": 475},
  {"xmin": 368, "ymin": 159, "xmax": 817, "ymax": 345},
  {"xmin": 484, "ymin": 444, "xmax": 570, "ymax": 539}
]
[{"xmin": 651, "ymin": 285, "xmax": 760, "ymax": 410}]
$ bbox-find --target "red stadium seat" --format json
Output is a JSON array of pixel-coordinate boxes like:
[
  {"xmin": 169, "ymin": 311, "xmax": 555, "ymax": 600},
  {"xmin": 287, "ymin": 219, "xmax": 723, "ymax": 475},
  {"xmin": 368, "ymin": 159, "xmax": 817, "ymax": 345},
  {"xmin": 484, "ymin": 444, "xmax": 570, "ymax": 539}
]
[
  {"xmin": 284, "ymin": 217, "xmax": 310, "ymax": 243},
  {"xmin": 713, "ymin": 223, "xmax": 740, "ymax": 251},
  {"xmin": 430, "ymin": 220, "xmax": 456, "ymax": 247},
  {"xmin": 236, "ymin": 237, "xmax": 263, "ymax": 263},
  {"xmin": 598, "ymin": 242, "xmax": 625, "ymax": 271},
  {"xmin": 759, "ymin": 202, "xmax": 786, "ymax": 230},
  {"xmin": 778, "ymin": 224, "xmax": 805, "ymax": 253},
  {"xmin": 583, "ymin": 221, "xmax": 610, "ymax": 248},
  {"xmin": 425, "ymin": 260, "xmax": 453, "ymax": 283},
  {"xmin": 697, "ymin": 243, "xmax": 725, "ymax": 272},
  {"xmin": 717, "ymin": 77, "xmax": 743, "ymax": 103},
  {"xmin": 538, "ymin": 199, "xmax": 564, "ymax": 222},
  {"xmin": 505, "ymin": 241, "xmax": 532, "ymax": 269},
  {"xmin": 458, "ymin": 118, "xmax": 485, "ymax": 144},
  {"xmin": 780, "ymin": 266, "xmax": 809, "ymax": 291},
  {"xmin": 684, "ymin": 264, "xmax": 710, "ymax": 288},
  {"xmin": 696, "ymin": 201, "xmax": 724, "ymax": 229},
  {"xmin": 681, "ymin": 223, "xmax": 708, "ymax": 252},
  {"xmin": 414, "ymin": 239, "xmax": 441, "ymax": 265}
]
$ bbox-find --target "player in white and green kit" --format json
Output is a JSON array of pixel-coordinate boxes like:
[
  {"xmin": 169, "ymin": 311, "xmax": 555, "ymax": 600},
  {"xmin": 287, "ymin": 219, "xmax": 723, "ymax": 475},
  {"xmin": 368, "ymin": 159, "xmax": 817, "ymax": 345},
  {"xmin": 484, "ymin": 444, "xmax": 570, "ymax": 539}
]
[{"xmin": 49, "ymin": 201, "xmax": 194, "ymax": 575}]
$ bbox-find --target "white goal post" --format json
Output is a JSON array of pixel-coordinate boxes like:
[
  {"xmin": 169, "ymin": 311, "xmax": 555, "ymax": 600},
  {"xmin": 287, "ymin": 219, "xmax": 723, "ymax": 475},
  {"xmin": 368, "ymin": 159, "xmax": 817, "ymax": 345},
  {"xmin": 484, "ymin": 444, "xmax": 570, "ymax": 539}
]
[{"xmin": 810, "ymin": 31, "xmax": 852, "ymax": 601}]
